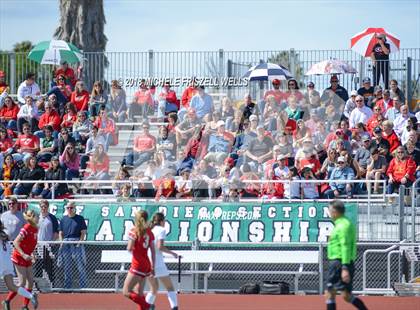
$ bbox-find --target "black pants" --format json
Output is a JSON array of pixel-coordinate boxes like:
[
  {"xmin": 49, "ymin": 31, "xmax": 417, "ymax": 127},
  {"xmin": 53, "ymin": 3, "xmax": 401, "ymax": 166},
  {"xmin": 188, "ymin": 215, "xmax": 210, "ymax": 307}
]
[
  {"xmin": 373, "ymin": 60, "xmax": 389, "ymax": 87},
  {"xmin": 34, "ymin": 246, "xmax": 55, "ymax": 282}
]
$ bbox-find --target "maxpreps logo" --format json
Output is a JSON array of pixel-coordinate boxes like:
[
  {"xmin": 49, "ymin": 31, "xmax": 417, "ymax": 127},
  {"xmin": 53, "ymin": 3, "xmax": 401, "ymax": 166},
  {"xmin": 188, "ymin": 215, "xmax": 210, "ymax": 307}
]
[{"xmin": 197, "ymin": 206, "xmax": 261, "ymax": 220}]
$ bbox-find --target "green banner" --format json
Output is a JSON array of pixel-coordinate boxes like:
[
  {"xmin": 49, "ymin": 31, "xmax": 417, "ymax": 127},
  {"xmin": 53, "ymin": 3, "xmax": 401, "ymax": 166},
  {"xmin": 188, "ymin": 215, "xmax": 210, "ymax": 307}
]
[{"xmin": 28, "ymin": 202, "xmax": 358, "ymax": 242}]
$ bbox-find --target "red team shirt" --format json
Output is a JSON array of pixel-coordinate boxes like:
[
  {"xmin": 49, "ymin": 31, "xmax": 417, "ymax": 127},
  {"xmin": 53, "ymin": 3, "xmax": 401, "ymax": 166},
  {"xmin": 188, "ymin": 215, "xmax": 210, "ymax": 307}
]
[
  {"xmin": 12, "ymin": 224, "xmax": 38, "ymax": 267},
  {"xmin": 14, "ymin": 134, "xmax": 39, "ymax": 154},
  {"xmin": 128, "ymin": 227, "xmax": 154, "ymax": 277}
]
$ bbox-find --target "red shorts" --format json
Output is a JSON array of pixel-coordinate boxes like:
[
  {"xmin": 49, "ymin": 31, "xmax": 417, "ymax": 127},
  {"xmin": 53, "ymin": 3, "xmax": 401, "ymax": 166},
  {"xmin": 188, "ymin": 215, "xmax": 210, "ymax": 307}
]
[
  {"xmin": 129, "ymin": 262, "xmax": 151, "ymax": 278},
  {"xmin": 11, "ymin": 254, "xmax": 32, "ymax": 268}
]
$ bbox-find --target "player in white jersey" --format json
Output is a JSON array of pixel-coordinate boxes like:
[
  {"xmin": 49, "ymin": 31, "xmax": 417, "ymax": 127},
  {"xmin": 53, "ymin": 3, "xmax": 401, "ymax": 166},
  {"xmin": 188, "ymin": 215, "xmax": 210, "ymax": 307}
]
[
  {"xmin": 0, "ymin": 219, "xmax": 38, "ymax": 310},
  {"xmin": 146, "ymin": 212, "xmax": 179, "ymax": 310}
]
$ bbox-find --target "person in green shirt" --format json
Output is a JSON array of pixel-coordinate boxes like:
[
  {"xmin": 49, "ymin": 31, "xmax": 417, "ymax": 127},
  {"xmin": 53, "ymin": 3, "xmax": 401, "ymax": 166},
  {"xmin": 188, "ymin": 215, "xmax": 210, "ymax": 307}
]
[{"xmin": 325, "ymin": 200, "xmax": 368, "ymax": 310}]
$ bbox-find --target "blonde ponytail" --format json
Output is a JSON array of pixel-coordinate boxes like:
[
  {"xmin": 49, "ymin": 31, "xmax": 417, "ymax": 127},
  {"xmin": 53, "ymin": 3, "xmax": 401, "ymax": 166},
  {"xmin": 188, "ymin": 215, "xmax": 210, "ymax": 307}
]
[
  {"xmin": 134, "ymin": 210, "xmax": 148, "ymax": 238},
  {"xmin": 23, "ymin": 209, "xmax": 38, "ymax": 227}
]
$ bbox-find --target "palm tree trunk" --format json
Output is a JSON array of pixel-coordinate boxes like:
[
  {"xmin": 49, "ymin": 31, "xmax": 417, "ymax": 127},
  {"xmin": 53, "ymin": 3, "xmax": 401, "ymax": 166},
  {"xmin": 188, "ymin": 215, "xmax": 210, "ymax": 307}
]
[{"xmin": 54, "ymin": 0, "xmax": 108, "ymax": 89}]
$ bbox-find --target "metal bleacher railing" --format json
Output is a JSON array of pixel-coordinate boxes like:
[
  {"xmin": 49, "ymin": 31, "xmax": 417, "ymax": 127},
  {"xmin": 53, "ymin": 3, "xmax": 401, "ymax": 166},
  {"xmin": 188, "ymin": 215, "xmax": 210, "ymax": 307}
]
[{"xmin": 1, "ymin": 48, "xmax": 419, "ymax": 102}]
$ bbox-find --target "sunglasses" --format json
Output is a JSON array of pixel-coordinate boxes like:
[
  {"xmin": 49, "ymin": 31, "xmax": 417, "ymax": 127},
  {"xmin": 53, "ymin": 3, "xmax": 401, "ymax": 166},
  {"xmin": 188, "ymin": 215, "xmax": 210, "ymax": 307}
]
[
  {"xmin": 338, "ymin": 161, "xmax": 345, "ymax": 164},
  {"xmin": 331, "ymin": 80, "xmax": 338, "ymax": 83},
  {"xmin": 66, "ymin": 206, "xmax": 75, "ymax": 210},
  {"xmin": 355, "ymin": 100, "xmax": 363, "ymax": 102}
]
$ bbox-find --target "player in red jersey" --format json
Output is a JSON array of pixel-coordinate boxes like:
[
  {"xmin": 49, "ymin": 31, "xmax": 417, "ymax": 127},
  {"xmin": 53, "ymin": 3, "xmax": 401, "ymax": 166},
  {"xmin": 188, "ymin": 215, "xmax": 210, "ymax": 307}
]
[
  {"xmin": 3, "ymin": 210, "xmax": 39, "ymax": 310},
  {"xmin": 1, "ymin": 219, "xmax": 38, "ymax": 310},
  {"xmin": 123, "ymin": 210, "xmax": 156, "ymax": 310}
]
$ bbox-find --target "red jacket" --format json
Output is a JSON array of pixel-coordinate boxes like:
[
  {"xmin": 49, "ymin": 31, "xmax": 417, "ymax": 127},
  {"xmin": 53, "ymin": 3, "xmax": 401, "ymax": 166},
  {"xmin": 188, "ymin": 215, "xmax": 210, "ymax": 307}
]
[
  {"xmin": 159, "ymin": 90, "xmax": 180, "ymax": 110},
  {"xmin": 61, "ymin": 113, "xmax": 77, "ymax": 128},
  {"xmin": 382, "ymin": 131, "xmax": 400, "ymax": 153},
  {"xmin": 94, "ymin": 117, "xmax": 118, "ymax": 146},
  {"xmin": 0, "ymin": 104, "xmax": 19, "ymax": 120},
  {"xmin": 366, "ymin": 115, "xmax": 383, "ymax": 134},
  {"xmin": 261, "ymin": 176, "xmax": 284, "ymax": 198},
  {"xmin": 0, "ymin": 137, "xmax": 13, "ymax": 152},
  {"xmin": 375, "ymin": 98, "xmax": 393, "ymax": 114},
  {"xmin": 88, "ymin": 154, "xmax": 110, "ymax": 174},
  {"xmin": 298, "ymin": 157, "xmax": 321, "ymax": 175},
  {"xmin": 181, "ymin": 86, "xmax": 197, "ymax": 108},
  {"xmin": 70, "ymin": 90, "xmax": 90, "ymax": 111},
  {"xmin": 38, "ymin": 110, "xmax": 61, "ymax": 131},
  {"xmin": 55, "ymin": 68, "xmax": 76, "ymax": 87},
  {"xmin": 387, "ymin": 157, "xmax": 416, "ymax": 182},
  {"xmin": 154, "ymin": 177, "xmax": 175, "ymax": 200}
]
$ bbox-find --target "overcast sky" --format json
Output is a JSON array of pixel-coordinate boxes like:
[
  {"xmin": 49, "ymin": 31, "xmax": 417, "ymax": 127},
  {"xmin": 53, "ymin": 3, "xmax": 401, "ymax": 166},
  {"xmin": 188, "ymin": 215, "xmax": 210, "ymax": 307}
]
[{"xmin": 0, "ymin": 0, "xmax": 419, "ymax": 51}]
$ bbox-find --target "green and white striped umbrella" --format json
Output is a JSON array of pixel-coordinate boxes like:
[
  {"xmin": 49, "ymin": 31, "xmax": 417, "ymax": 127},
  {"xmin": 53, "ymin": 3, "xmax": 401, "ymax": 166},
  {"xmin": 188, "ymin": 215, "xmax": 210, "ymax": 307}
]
[{"xmin": 28, "ymin": 40, "xmax": 83, "ymax": 65}]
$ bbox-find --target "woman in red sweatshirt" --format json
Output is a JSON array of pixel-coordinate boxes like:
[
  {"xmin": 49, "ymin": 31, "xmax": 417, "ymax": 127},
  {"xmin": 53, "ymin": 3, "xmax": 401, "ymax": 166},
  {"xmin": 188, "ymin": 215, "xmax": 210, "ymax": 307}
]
[
  {"xmin": 386, "ymin": 146, "xmax": 416, "ymax": 194},
  {"xmin": 70, "ymin": 81, "xmax": 90, "ymax": 112},
  {"xmin": 0, "ymin": 96, "xmax": 19, "ymax": 131}
]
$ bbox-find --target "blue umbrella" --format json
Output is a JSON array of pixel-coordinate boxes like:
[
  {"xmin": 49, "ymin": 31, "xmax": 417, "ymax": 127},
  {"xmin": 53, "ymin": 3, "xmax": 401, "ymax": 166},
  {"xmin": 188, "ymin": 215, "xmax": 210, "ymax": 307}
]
[{"xmin": 243, "ymin": 62, "xmax": 293, "ymax": 81}]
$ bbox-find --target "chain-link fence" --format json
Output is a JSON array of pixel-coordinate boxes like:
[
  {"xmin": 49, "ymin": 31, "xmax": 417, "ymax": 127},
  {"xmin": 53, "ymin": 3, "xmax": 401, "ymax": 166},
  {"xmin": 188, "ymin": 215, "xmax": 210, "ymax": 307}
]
[{"xmin": 25, "ymin": 240, "xmax": 419, "ymax": 294}]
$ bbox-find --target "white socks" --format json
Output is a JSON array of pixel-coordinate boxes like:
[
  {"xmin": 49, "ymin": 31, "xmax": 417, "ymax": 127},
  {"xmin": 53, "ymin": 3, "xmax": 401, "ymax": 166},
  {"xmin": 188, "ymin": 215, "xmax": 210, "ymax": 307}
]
[
  {"xmin": 145, "ymin": 292, "xmax": 156, "ymax": 304},
  {"xmin": 146, "ymin": 291, "xmax": 177, "ymax": 308},
  {"xmin": 167, "ymin": 291, "xmax": 178, "ymax": 308},
  {"xmin": 17, "ymin": 287, "xmax": 32, "ymax": 299}
]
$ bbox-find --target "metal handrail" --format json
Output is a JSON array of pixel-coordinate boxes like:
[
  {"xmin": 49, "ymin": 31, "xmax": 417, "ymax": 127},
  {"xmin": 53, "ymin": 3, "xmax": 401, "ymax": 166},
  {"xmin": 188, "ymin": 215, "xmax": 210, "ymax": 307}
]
[
  {"xmin": 0, "ymin": 178, "xmax": 391, "ymax": 201},
  {"xmin": 362, "ymin": 231, "xmax": 420, "ymax": 292}
]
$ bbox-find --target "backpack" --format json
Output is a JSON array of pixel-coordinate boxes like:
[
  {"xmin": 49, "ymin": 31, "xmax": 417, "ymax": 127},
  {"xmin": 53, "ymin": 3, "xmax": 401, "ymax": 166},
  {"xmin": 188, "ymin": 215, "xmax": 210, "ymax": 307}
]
[{"xmin": 239, "ymin": 282, "xmax": 260, "ymax": 294}]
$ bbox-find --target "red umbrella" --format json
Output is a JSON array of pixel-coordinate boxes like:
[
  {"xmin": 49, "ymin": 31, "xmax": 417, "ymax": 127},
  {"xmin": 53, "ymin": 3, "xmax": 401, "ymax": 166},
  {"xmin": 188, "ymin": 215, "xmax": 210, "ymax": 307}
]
[{"xmin": 350, "ymin": 27, "xmax": 400, "ymax": 57}]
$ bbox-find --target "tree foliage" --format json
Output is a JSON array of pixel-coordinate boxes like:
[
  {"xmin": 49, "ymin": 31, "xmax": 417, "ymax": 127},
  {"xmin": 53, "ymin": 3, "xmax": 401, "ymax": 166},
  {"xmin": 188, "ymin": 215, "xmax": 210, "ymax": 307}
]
[{"xmin": 268, "ymin": 50, "xmax": 304, "ymax": 87}]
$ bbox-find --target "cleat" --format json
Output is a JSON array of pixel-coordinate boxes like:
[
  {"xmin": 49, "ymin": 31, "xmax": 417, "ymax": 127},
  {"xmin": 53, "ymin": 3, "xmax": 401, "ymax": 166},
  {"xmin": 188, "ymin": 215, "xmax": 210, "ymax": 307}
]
[
  {"xmin": 21, "ymin": 307, "xmax": 29, "ymax": 310},
  {"xmin": 31, "ymin": 292, "xmax": 39, "ymax": 309},
  {"xmin": 172, "ymin": 307, "xmax": 178, "ymax": 310},
  {"xmin": 2, "ymin": 301, "xmax": 10, "ymax": 310},
  {"xmin": 149, "ymin": 305, "xmax": 155, "ymax": 310}
]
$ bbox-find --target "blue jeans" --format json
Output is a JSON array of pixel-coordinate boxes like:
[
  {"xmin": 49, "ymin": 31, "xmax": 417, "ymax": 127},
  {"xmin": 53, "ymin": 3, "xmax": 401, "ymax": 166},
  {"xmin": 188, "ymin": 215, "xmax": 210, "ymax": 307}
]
[
  {"xmin": 387, "ymin": 180, "xmax": 413, "ymax": 194},
  {"xmin": 102, "ymin": 133, "xmax": 113, "ymax": 151},
  {"xmin": 61, "ymin": 241, "xmax": 87, "ymax": 289},
  {"xmin": 125, "ymin": 151, "xmax": 153, "ymax": 167},
  {"xmin": 61, "ymin": 164, "xmax": 80, "ymax": 180},
  {"xmin": 324, "ymin": 186, "xmax": 353, "ymax": 199},
  {"xmin": 12, "ymin": 152, "xmax": 32, "ymax": 164}
]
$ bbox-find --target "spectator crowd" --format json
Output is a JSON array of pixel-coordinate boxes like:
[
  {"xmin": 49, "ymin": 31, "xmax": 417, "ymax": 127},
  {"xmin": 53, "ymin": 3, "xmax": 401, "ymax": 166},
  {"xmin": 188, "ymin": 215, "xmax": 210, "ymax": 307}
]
[{"xmin": 0, "ymin": 60, "xmax": 419, "ymax": 202}]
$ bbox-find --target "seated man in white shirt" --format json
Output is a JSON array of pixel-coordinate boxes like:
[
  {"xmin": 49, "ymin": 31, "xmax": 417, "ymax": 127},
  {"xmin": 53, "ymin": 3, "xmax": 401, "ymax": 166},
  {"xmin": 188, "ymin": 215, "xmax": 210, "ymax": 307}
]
[
  {"xmin": 17, "ymin": 73, "xmax": 41, "ymax": 105},
  {"xmin": 349, "ymin": 95, "xmax": 373, "ymax": 128},
  {"xmin": 393, "ymin": 104, "xmax": 414, "ymax": 137}
]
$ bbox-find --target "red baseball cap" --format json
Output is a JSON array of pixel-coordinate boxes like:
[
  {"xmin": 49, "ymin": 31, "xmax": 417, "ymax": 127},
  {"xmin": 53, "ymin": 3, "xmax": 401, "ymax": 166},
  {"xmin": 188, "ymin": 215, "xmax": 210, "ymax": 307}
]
[
  {"xmin": 272, "ymin": 79, "xmax": 281, "ymax": 85},
  {"xmin": 224, "ymin": 157, "xmax": 235, "ymax": 168}
]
